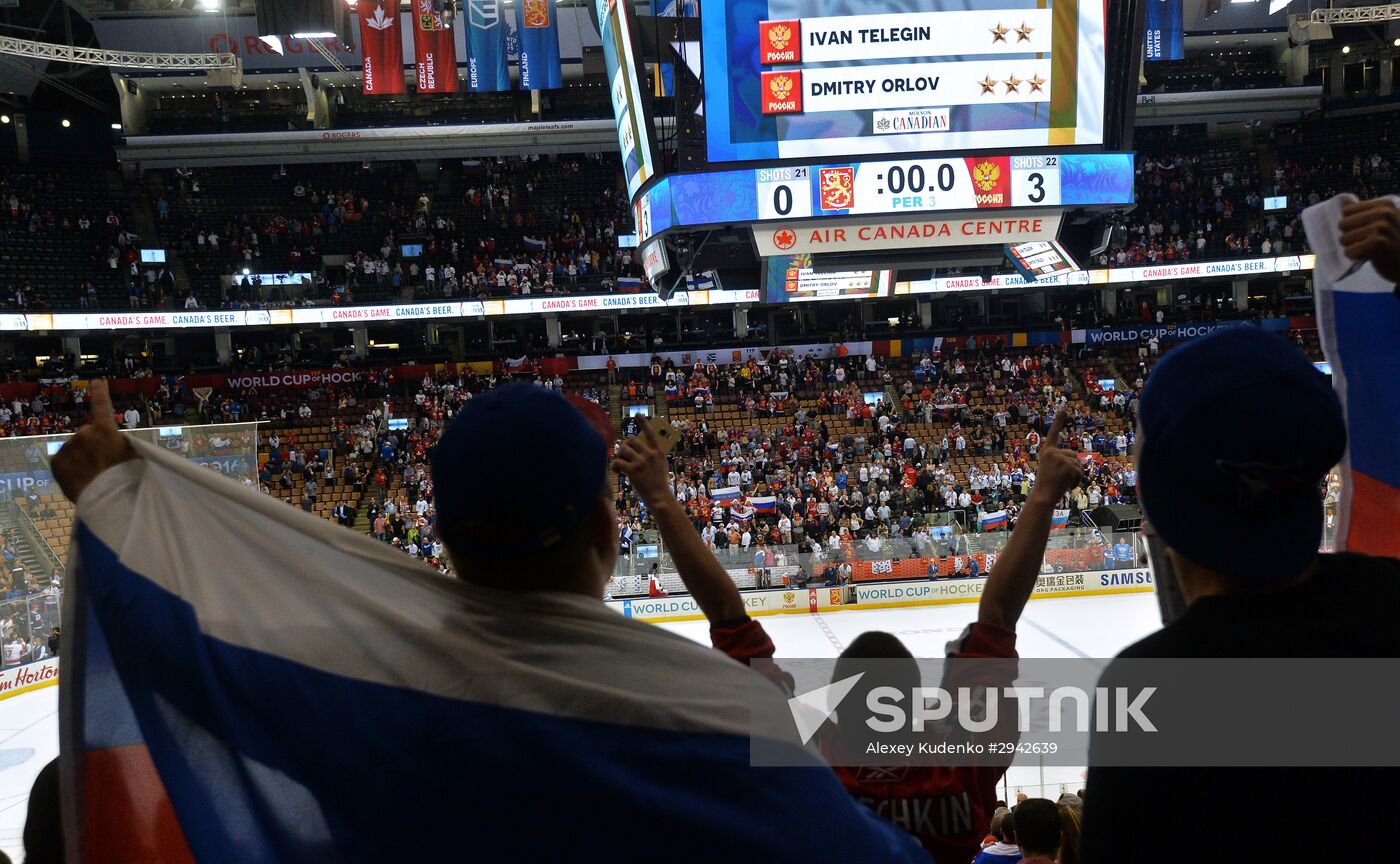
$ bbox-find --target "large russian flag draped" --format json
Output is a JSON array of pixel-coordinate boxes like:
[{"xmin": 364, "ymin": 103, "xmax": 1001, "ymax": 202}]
[
  {"xmin": 62, "ymin": 441, "xmax": 928, "ymax": 861},
  {"xmin": 412, "ymin": 0, "xmax": 459, "ymax": 93},
  {"xmin": 979, "ymin": 510, "xmax": 1009, "ymax": 531},
  {"xmin": 1305, "ymin": 195, "xmax": 1400, "ymax": 558},
  {"xmin": 516, "ymin": 0, "xmax": 562, "ymax": 90},
  {"xmin": 358, "ymin": 0, "xmax": 406, "ymax": 95}
]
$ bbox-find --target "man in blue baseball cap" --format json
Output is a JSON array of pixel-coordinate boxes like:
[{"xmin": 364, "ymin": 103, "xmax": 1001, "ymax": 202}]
[
  {"xmin": 432, "ymin": 383, "xmax": 618, "ymax": 594},
  {"xmin": 1082, "ymin": 314, "xmax": 1400, "ymax": 857}
]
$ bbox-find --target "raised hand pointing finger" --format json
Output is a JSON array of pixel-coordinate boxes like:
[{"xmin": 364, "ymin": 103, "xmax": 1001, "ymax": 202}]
[{"xmin": 51, "ymin": 379, "xmax": 136, "ymax": 503}]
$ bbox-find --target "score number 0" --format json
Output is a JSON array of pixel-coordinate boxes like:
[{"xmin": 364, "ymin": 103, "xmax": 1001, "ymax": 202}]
[{"xmin": 757, "ymin": 167, "xmax": 814, "ymax": 220}]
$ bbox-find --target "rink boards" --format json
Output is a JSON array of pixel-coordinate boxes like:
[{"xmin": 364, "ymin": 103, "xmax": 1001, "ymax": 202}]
[
  {"xmin": 0, "ymin": 656, "xmax": 59, "ymax": 701},
  {"xmin": 610, "ymin": 568, "xmax": 1155, "ymax": 623}
]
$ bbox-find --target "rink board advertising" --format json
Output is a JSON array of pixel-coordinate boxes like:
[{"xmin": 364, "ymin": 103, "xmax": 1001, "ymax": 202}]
[{"xmin": 701, "ymin": 0, "xmax": 1107, "ymax": 163}]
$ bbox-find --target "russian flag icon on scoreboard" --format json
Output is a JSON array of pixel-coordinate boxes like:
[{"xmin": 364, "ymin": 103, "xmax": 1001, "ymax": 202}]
[
  {"xmin": 760, "ymin": 70, "xmax": 803, "ymax": 114},
  {"xmin": 759, "ymin": 20, "xmax": 801, "ymax": 65}
]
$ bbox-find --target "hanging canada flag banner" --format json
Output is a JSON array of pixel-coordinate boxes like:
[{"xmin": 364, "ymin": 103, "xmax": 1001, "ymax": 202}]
[
  {"xmin": 414, "ymin": 0, "xmax": 459, "ymax": 93},
  {"xmin": 359, "ymin": 0, "xmax": 406, "ymax": 95}
]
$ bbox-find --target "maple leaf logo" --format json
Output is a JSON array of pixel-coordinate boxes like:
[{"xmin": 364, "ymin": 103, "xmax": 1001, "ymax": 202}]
[
  {"xmin": 773, "ymin": 228, "xmax": 797, "ymax": 250},
  {"xmin": 768, "ymin": 24, "xmax": 792, "ymax": 51},
  {"xmin": 972, "ymin": 160, "xmax": 1001, "ymax": 192},
  {"xmin": 876, "ymin": 118, "xmax": 892, "ymax": 130},
  {"xmin": 769, "ymin": 74, "xmax": 794, "ymax": 101},
  {"xmin": 366, "ymin": 3, "xmax": 396, "ymax": 30}
]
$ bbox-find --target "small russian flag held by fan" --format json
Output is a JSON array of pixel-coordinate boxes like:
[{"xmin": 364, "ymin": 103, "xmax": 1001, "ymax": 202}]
[
  {"xmin": 980, "ymin": 510, "xmax": 1009, "ymax": 530},
  {"xmin": 1051, "ymin": 509, "xmax": 1070, "ymax": 530},
  {"xmin": 751, "ymin": 495, "xmax": 778, "ymax": 514},
  {"xmin": 711, "ymin": 486, "xmax": 741, "ymax": 506}
]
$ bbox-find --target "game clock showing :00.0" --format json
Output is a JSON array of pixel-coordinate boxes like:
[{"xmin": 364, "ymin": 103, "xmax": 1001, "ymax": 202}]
[{"xmin": 754, "ymin": 154, "xmax": 1062, "ymax": 220}]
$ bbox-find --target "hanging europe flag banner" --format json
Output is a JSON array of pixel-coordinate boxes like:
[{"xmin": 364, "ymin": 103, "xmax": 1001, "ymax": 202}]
[
  {"xmin": 517, "ymin": 0, "xmax": 562, "ymax": 90},
  {"xmin": 466, "ymin": 0, "xmax": 510, "ymax": 92}
]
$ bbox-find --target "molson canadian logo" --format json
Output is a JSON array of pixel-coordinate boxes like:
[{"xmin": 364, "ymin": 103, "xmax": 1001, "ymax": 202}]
[
  {"xmin": 761, "ymin": 70, "xmax": 803, "ymax": 114},
  {"xmin": 819, "ymin": 166, "xmax": 855, "ymax": 210}
]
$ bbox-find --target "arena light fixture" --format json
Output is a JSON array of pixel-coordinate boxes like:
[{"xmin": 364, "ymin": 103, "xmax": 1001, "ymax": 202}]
[
  {"xmin": 1342, "ymin": 44, "xmax": 1351, "ymax": 53},
  {"xmin": 0, "ymin": 115, "xmax": 9, "ymax": 124},
  {"xmin": 110, "ymin": 123, "xmax": 122, "ymax": 130},
  {"xmin": 198, "ymin": 0, "xmax": 219, "ymax": 9},
  {"xmin": 60, "ymin": 118, "xmax": 71, "ymax": 128},
  {"xmin": 291, "ymin": 32, "xmax": 337, "ymax": 38},
  {"xmin": 1394, "ymin": 37, "xmax": 1399, "ymax": 46}
]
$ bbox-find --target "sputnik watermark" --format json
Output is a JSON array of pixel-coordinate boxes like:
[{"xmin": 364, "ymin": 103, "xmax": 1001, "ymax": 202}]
[
  {"xmin": 754, "ymin": 657, "xmax": 1400, "ymax": 768},
  {"xmin": 788, "ymin": 677, "xmax": 1156, "ymax": 741},
  {"xmin": 863, "ymin": 685, "xmax": 1157, "ymax": 733}
]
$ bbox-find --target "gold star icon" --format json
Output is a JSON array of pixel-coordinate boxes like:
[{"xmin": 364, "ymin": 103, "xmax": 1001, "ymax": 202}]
[
  {"xmin": 1003, "ymin": 74, "xmax": 1023, "ymax": 94},
  {"xmin": 978, "ymin": 75, "xmax": 998, "ymax": 95},
  {"xmin": 1028, "ymin": 73, "xmax": 1046, "ymax": 93},
  {"xmin": 1015, "ymin": 21, "xmax": 1035, "ymax": 42},
  {"xmin": 989, "ymin": 22, "xmax": 1009, "ymax": 43}
]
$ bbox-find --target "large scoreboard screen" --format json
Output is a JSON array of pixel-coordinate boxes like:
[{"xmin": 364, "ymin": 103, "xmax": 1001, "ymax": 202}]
[
  {"xmin": 599, "ymin": 0, "xmax": 658, "ymax": 199},
  {"xmin": 700, "ymin": 0, "xmax": 1107, "ymax": 164}
]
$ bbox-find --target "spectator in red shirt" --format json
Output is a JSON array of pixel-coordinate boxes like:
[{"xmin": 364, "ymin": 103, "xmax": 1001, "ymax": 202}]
[
  {"xmin": 616, "ymin": 413, "xmax": 1083, "ymax": 861},
  {"xmin": 647, "ymin": 564, "xmax": 667, "ymax": 597}
]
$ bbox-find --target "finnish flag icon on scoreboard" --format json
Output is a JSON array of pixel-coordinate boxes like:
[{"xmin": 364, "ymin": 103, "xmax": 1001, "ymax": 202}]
[
  {"xmin": 761, "ymin": 70, "xmax": 803, "ymax": 114},
  {"xmin": 760, "ymin": 19, "xmax": 802, "ymax": 65},
  {"xmin": 817, "ymin": 166, "xmax": 855, "ymax": 212}
]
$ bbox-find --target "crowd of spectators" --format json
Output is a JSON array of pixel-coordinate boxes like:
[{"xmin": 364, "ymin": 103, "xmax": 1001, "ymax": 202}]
[
  {"xmin": 158, "ymin": 154, "xmax": 638, "ymax": 310},
  {"xmin": 10, "ymin": 108, "xmax": 1400, "ymax": 317},
  {"xmin": 608, "ymin": 347, "xmax": 1139, "ymax": 582}
]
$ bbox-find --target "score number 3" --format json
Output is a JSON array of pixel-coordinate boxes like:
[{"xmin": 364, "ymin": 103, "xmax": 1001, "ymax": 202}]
[{"xmin": 1011, "ymin": 163, "xmax": 1061, "ymax": 208}]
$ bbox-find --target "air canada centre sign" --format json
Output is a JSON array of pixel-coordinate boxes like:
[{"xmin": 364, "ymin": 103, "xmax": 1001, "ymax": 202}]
[{"xmin": 753, "ymin": 209, "xmax": 1062, "ymax": 256}]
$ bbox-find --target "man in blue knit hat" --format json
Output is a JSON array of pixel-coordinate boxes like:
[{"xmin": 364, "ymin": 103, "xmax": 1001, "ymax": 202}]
[{"xmin": 1082, "ymin": 322, "xmax": 1400, "ymax": 862}]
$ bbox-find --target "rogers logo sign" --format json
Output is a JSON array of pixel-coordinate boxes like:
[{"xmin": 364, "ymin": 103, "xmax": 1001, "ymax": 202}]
[
  {"xmin": 210, "ymin": 33, "xmax": 239, "ymax": 54},
  {"xmin": 321, "ymin": 131, "xmax": 362, "ymax": 141}
]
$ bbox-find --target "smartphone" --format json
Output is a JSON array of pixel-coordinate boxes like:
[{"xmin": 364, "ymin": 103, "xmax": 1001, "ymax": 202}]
[
  {"xmin": 645, "ymin": 416, "xmax": 679, "ymax": 454},
  {"xmin": 1140, "ymin": 519, "xmax": 1187, "ymax": 626}
]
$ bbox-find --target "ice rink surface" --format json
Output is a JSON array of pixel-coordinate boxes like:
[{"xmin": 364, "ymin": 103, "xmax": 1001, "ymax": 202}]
[
  {"xmin": 658, "ymin": 592, "xmax": 1164, "ymax": 801},
  {"xmin": 0, "ymin": 593, "xmax": 1161, "ymax": 860},
  {"xmin": 0, "ymin": 685, "xmax": 57, "ymax": 863}
]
